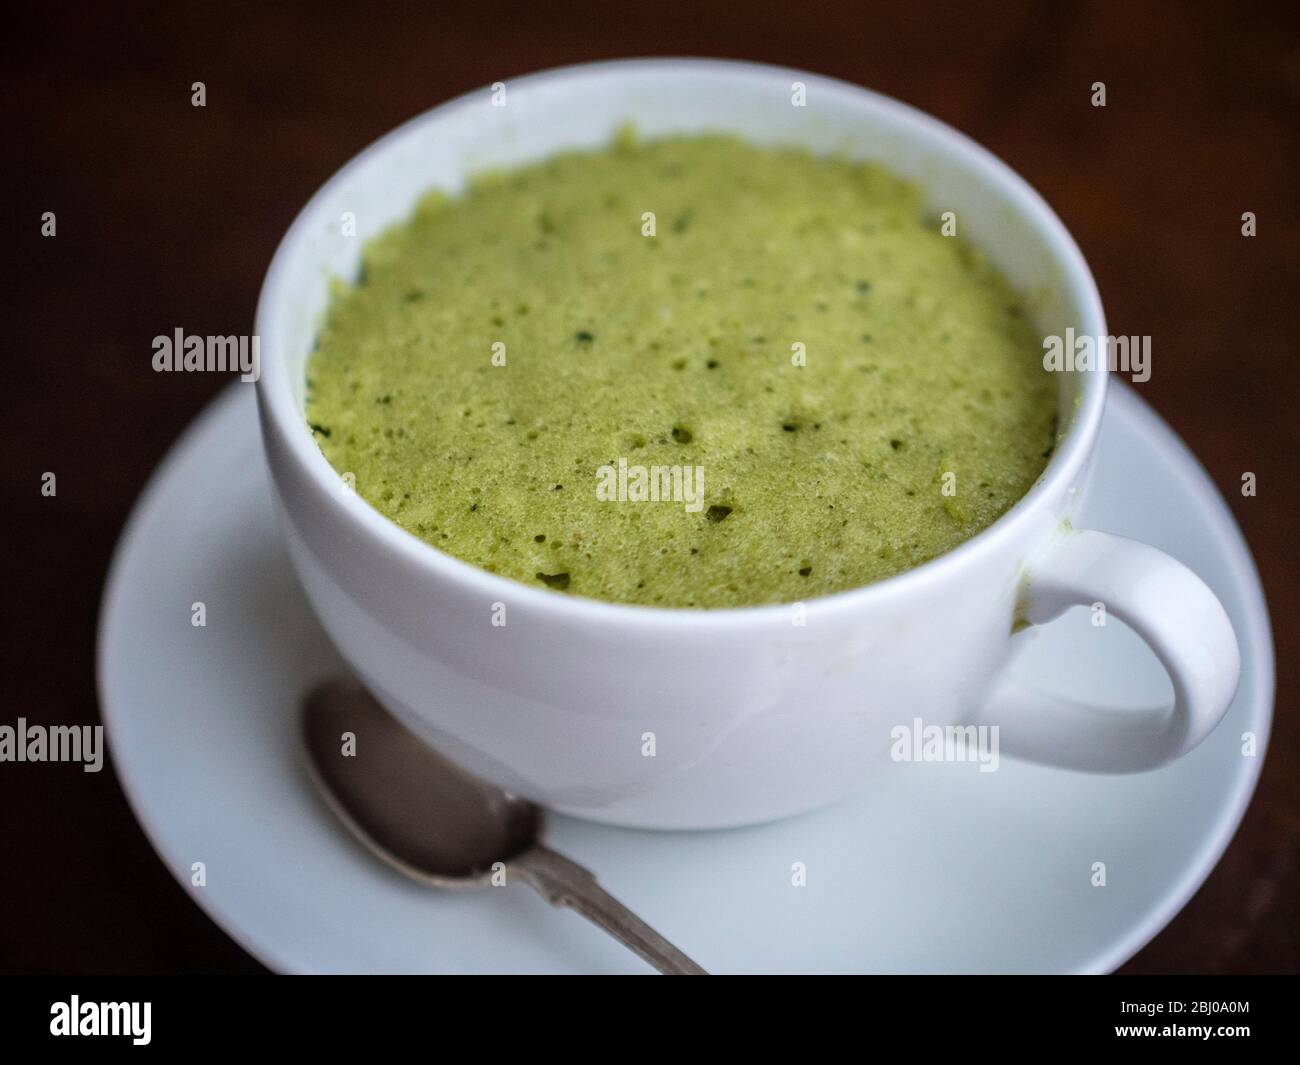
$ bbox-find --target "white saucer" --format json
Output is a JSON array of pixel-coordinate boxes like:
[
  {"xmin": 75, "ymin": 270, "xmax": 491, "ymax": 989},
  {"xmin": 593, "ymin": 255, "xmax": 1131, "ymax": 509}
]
[{"xmin": 97, "ymin": 382, "xmax": 1274, "ymax": 973}]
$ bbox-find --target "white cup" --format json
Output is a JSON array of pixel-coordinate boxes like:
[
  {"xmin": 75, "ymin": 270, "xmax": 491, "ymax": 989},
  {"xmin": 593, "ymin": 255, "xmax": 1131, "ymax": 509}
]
[{"xmin": 255, "ymin": 58, "xmax": 1240, "ymax": 829}]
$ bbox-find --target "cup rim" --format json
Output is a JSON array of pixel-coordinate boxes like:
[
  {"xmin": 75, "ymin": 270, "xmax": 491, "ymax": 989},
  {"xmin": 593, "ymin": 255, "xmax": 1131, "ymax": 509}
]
[{"xmin": 255, "ymin": 55, "xmax": 1108, "ymax": 628}]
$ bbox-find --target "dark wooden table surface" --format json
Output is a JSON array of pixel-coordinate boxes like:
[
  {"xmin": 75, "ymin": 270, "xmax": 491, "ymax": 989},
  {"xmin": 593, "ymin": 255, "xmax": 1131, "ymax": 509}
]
[{"xmin": 2, "ymin": 1, "xmax": 1295, "ymax": 974}]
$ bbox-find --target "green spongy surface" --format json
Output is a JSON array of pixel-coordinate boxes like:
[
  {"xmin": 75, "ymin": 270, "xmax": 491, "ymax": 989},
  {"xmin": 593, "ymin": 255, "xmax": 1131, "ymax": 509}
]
[{"xmin": 305, "ymin": 133, "xmax": 1057, "ymax": 608}]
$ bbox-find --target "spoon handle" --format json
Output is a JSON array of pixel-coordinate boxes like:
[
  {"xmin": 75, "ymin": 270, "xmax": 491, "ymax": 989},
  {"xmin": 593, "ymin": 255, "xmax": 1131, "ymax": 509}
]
[{"xmin": 510, "ymin": 846, "xmax": 708, "ymax": 975}]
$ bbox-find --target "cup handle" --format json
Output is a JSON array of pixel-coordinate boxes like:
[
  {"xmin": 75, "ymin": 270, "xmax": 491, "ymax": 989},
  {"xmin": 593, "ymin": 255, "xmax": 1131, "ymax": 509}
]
[{"xmin": 979, "ymin": 528, "xmax": 1240, "ymax": 772}]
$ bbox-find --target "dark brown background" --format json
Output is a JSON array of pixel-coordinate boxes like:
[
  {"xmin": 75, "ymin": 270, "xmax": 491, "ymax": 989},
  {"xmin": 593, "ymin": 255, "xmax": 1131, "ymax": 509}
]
[{"xmin": 1, "ymin": 1, "xmax": 1295, "ymax": 974}]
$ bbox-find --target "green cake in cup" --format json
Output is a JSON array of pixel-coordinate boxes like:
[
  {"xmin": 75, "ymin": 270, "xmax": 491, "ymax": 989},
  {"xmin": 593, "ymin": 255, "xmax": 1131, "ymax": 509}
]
[{"xmin": 305, "ymin": 132, "xmax": 1056, "ymax": 608}]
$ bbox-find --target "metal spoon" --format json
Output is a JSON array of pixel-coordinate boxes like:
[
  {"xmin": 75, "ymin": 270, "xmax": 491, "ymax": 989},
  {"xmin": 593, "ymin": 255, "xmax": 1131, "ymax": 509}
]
[{"xmin": 300, "ymin": 676, "xmax": 707, "ymax": 975}]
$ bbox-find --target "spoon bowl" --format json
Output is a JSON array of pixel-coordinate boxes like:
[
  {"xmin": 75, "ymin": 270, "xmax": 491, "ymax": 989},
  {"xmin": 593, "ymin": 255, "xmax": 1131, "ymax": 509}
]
[
  {"xmin": 300, "ymin": 676, "xmax": 707, "ymax": 973},
  {"xmin": 302, "ymin": 676, "xmax": 541, "ymax": 888}
]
